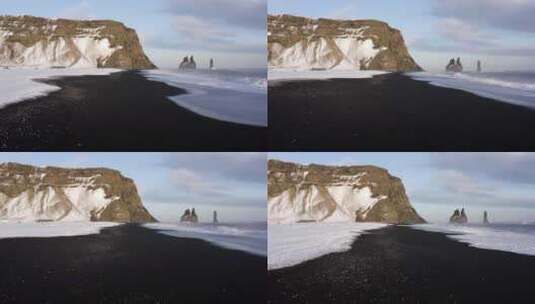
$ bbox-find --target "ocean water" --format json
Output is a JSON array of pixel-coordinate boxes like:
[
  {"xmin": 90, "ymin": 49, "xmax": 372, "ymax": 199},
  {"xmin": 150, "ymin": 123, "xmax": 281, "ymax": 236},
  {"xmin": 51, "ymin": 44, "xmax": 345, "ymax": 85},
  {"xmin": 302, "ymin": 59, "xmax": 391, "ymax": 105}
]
[
  {"xmin": 414, "ymin": 223, "xmax": 535, "ymax": 257},
  {"xmin": 144, "ymin": 222, "xmax": 267, "ymax": 257},
  {"xmin": 408, "ymin": 71, "xmax": 535, "ymax": 108},
  {"xmin": 142, "ymin": 68, "xmax": 267, "ymax": 127}
]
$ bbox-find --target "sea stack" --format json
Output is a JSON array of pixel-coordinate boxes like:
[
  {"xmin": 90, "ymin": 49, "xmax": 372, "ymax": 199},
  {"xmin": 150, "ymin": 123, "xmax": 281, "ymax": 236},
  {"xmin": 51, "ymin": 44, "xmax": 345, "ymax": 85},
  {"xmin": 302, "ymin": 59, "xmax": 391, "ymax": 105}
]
[
  {"xmin": 178, "ymin": 55, "xmax": 197, "ymax": 70},
  {"xmin": 213, "ymin": 210, "xmax": 218, "ymax": 224},
  {"xmin": 483, "ymin": 210, "xmax": 490, "ymax": 224},
  {"xmin": 268, "ymin": 14, "xmax": 422, "ymax": 71},
  {"xmin": 268, "ymin": 160, "xmax": 426, "ymax": 224},
  {"xmin": 0, "ymin": 162, "xmax": 157, "ymax": 223},
  {"xmin": 446, "ymin": 57, "xmax": 463, "ymax": 72},
  {"xmin": 180, "ymin": 208, "xmax": 199, "ymax": 223},
  {"xmin": 0, "ymin": 15, "xmax": 156, "ymax": 69},
  {"xmin": 209, "ymin": 58, "xmax": 215, "ymax": 70},
  {"xmin": 450, "ymin": 208, "xmax": 468, "ymax": 224}
]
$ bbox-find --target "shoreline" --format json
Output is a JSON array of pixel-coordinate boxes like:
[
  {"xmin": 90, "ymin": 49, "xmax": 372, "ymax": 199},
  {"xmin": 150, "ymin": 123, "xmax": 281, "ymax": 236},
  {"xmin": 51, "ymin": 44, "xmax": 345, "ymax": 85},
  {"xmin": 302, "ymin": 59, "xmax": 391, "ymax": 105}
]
[
  {"xmin": 0, "ymin": 70, "xmax": 266, "ymax": 151},
  {"xmin": 268, "ymin": 73, "xmax": 535, "ymax": 151},
  {"xmin": 269, "ymin": 225, "xmax": 535, "ymax": 303},
  {"xmin": 0, "ymin": 224, "xmax": 266, "ymax": 303}
]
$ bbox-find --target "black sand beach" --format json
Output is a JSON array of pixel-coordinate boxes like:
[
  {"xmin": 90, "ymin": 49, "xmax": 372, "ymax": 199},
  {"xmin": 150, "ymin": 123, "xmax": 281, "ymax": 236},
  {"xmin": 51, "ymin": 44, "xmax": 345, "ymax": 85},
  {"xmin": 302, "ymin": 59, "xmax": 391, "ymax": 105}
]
[
  {"xmin": 0, "ymin": 224, "xmax": 266, "ymax": 304},
  {"xmin": 269, "ymin": 225, "xmax": 535, "ymax": 304},
  {"xmin": 269, "ymin": 73, "xmax": 535, "ymax": 151},
  {"xmin": 0, "ymin": 71, "xmax": 266, "ymax": 151}
]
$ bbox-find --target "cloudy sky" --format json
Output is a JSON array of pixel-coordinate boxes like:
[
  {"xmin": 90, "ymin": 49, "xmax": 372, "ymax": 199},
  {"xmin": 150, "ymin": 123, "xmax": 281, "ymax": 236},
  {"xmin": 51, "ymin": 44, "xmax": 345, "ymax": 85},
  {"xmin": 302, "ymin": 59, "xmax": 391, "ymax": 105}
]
[
  {"xmin": 270, "ymin": 152, "xmax": 535, "ymax": 224},
  {"xmin": 269, "ymin": 0, "xmax": 535, "ymax": 72},
  {"xmin": 2, "ymin": 0, "xmax": 266, "ymax": 68},
  {"xmin": 0, "ymin": 153, "xmax": 267, "ymax": 223}
]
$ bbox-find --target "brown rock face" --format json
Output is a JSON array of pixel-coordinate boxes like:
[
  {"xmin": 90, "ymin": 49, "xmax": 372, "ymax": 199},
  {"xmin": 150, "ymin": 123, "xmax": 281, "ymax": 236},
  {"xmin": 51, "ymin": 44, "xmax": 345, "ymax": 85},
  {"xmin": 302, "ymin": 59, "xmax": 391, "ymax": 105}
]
[
  {"xmin": 0, "ymin": 15, "xmax": 156, "ymax": 69},
  {"xmin": 268, "ymin": 160, "xmax": 425, "ymax": 224},
  {"xmin": 268, "ymin": 14, "xmax": 422, "ymax": 72},
  {"xmin": 0, "ymin": 162, "xmax": 157, "ymax": 223}
]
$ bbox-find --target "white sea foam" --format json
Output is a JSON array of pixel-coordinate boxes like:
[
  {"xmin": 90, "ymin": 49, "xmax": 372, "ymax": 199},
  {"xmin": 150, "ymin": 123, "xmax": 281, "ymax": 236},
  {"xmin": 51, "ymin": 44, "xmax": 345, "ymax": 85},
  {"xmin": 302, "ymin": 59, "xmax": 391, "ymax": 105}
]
[
  {"xmin": 0, "ymin": 67, "xmax": 120, "ymax": 107},
  {"xmin": 408, "ymin": 71, "xmax": 535, "ymax": 108},
  {"xmin": 269, "ymin": 68, "xmax": 388, "ymax": 82},
  {"xmin": 142, "ymin": 69, "xmax": 267, "ymax": 127},
  {"xmin": 268, "ymin": 222, "xmax": 387, "ymax": 270},
  {"xmin": 413, "ymin": 223, "xmax": 535, "ymax": 257},
  {"xmin": 0, "ymin": 221, "xmax": 120, "ymax": 239},
  {"xmin": 144, "ymin": 222, "xmax": 267, "ymax": 256}
]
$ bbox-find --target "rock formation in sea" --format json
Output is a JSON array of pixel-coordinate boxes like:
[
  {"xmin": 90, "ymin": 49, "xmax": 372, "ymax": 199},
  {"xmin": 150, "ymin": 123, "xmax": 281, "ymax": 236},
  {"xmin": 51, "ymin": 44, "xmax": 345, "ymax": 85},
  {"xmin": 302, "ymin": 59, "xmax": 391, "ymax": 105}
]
[
  {"xmin": 180, "ymin": 208, "xmax": 199, "ymax": 223},
  {"xmin": 477, "ymin": 60, "xmax": 482, "ymax": 73},
  {"xmin": 209, "ymin": 58, "xmax": 215, "ymax": 70},
  {"xmin": 268, "ymin": 160, "xmax": 426, "ymax": 224},
  {"xmin": 0, "ymin": 162, "xmax": 157, "ymax": 223},
  {"xmin": 0, "ymin": 15, "xmax": 156, "ymax": 69},
  {"xmin": 446, "ymin": 57, "xmax": 463, "ymax": 72},
  {"xmin": 178, "ymin": 55, "xmax": 197, "ymax": 70},
  {"xmin": 449, "ymin": 208, "xmax": 468, "ymax": 224},
  {"xmin": 483, "ymin": 210, "xmax": 490, "ymax": 224},
  {"xmin": 213, "ymin": 210, "xmax": 218, "ymax": 223},
  {"xmin": 268, "ymin": 14, "xmax": 422, "ymax": 72}
]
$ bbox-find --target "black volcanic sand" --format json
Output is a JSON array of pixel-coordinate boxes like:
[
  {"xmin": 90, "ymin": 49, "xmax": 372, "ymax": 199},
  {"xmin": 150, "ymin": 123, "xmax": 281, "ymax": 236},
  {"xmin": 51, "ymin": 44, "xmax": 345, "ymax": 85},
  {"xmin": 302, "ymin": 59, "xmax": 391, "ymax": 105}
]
[
  {"xmin": 0, "ymin": 224, "xmax": 266, "ymax": 304},
  {"xmin": 0, "ymin": 71, "xmax": 266, "ymax": 151},
  {"xmin": 269, "ymin": 225, "xmax": 535, "ymax": 304},
  {"xmin": 269, "ymin": 73, "xmax": 535, "ymax": 151}
]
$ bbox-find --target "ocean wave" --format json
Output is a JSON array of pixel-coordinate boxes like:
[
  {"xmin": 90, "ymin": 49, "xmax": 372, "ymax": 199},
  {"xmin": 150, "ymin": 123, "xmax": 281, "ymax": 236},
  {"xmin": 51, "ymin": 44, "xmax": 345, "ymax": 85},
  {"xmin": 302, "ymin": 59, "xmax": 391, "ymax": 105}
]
[
  {"xmin": 144, "ymin": 222, "xmax": 267, "ymax": 256},
  {"xmin": 142, "ymin": 69, "xmax": 267, "ymax": 127},
  {"xmin": 408, "ymin": 71, "xmax": 535, "ymax": 108},
  {"xmin": 414, "ymin": 223, "xmax": 535, "ymax": 257}
]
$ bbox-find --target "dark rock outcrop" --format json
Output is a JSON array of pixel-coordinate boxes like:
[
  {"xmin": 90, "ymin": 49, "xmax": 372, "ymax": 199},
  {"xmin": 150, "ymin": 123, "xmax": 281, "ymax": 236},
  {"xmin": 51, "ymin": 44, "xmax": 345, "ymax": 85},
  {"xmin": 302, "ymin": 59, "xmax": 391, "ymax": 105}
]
[
  {"xmin": 179, "ymin": 55, "xmax": 197, "ymax": 70},
  {"xmin": 180, "ymin": 208, "xmax": 199, "ymax": 223},
  {"xmin": 268, "ymin": 160, "xmax": 426, "ymax": 224},
  {"xmin": 483, "ymin": 210, "xmax": 490, "ymax": 224},
  {"xmin": 446, "ymin": 57, "xmax": 463, "ymax": 72},
  {"xmin": 0, "ymin": 162, "xmax": 157, "ymax": 223},
  {"xmin": 450, "ymin": 208, "xmax": 468, "ymax": 224}
]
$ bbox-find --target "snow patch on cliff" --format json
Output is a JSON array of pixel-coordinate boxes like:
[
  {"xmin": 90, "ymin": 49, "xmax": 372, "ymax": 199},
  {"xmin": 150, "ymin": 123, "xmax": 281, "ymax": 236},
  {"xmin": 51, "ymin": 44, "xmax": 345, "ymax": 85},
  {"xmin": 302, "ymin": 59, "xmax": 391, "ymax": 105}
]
[
  {"xmin": 268, "ymin": 222, "xmax": 387, "ymax": 270},
  {"xmin": 0, "ymin": 29, "xmax": 122, "ymax": 68},
  {"xmin": 0, "ymin": 175, "xmax": 117, "ymax": 222},
  {"xmin": 268, "ymin": 184, "xmax": 386, "ymax": 224}
]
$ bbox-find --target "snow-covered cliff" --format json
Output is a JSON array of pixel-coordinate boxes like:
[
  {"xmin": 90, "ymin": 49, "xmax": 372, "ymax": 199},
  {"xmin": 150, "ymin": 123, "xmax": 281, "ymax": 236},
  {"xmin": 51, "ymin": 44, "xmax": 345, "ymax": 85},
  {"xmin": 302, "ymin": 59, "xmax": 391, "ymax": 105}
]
[
  {"xmin": 0, "ymin": 163, "xmax": 156, "ymax": 223},
  {"xmin": 268, "ymin": 160, "xmax": 425, "ymax": 224},
  {"xmin": 0, "ymin": 15, "xmax": 156, "ymax": 69},
  {"xmin": 268, "ymin": 14, "xmax": 421, "ymax": 72}
]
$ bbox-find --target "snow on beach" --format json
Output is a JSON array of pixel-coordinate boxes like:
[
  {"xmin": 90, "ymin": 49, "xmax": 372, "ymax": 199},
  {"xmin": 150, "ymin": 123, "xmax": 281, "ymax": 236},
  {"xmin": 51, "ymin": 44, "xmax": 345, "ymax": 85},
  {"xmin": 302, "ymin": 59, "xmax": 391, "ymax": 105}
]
[
  {"xmin": 413, "ymin": 223, "xmax": 535, "ymax": 257},
  {"xmin": 142, "ymin": 69, "xmax": 267, "ymax": 127},
  {"xmin": 408, "ymin": 71, "xmax": 535, "ymax": 108},
  {"xmin": 269, "ymin": 68, "xmax": 388, "ymax": 82},
  {"xmin": 0, "ymin": 68, "xmax": 120, "ymax": 107},
  {"xmin": 0, "ymin": 220, "xmax": 119, "ymax": 239},
  {"xmin": 268, "ymin": 222, "xmax": 387, "ymax": 270},
  {"xmin": 144, "ymin": 222, "xmax": 267, "ymax": 257}
]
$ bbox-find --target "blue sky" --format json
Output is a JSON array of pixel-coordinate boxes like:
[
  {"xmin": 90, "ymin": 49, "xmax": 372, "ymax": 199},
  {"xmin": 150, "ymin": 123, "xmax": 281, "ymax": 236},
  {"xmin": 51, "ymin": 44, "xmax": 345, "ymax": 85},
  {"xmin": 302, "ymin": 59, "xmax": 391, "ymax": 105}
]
[
  {"xmin": 269, "ymin": 0, "xmax": 535, "ymax": 72},
  {"xmin": 1, "ymin": 0, "xmax": 266, "ymax": 69},
  {"xmin": 270, "ymin": 153, "xmax": 535, "ymax": 224},
  {"xmin": 0, "ymin": 153, "xmax": 266, "ymax": 223}
]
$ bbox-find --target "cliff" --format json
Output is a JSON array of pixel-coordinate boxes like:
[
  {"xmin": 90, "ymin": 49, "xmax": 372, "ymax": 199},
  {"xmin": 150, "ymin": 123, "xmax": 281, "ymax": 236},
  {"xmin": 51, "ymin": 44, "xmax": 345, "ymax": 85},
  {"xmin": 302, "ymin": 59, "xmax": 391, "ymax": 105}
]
[
  {"xmin": 0, "ymin": 162, "xmax": 157, "ymax": 223},
  {"xmin": 268, "ymin": 14, "xmax": 421, "ymax": 72},
  {"xmin": 268, "ymin": 160, "xmax": 425, "ymax": 224},
  {"xmin": 0, "ymin": 15, "xmax": 156, "ymax": 69}
]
